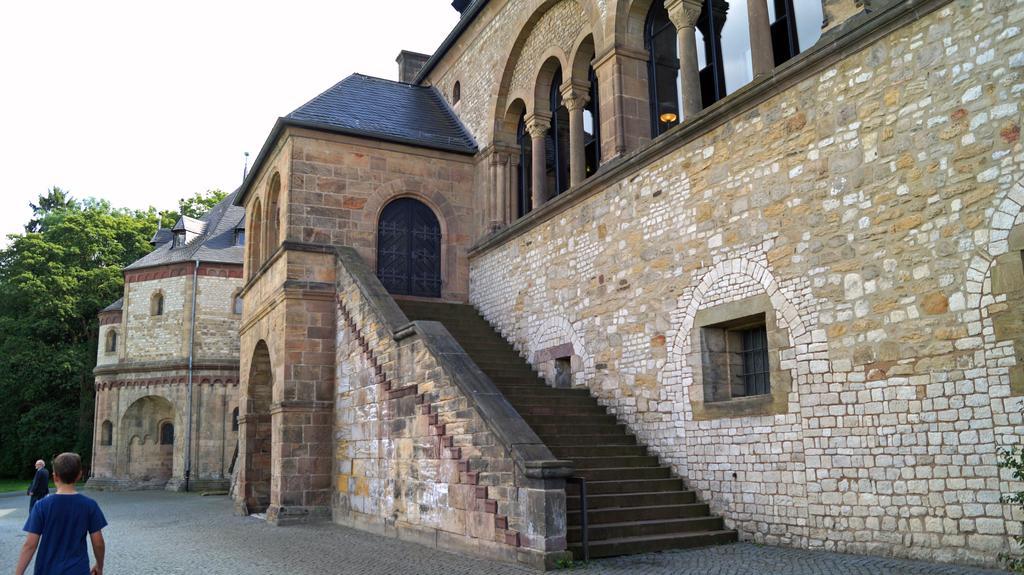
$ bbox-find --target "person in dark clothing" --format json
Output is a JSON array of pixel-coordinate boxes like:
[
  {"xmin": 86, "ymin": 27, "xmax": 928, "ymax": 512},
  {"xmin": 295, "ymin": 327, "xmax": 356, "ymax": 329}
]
[{"xmin": 27, "ymin": 460, "xmax": 49, "ymax": 512}]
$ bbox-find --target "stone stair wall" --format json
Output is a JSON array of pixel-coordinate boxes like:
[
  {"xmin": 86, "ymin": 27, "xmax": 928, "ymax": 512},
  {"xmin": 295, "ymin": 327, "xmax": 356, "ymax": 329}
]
[{"xmin": 331, "ymin": 247, "xmax": 573, "ymax": 570}]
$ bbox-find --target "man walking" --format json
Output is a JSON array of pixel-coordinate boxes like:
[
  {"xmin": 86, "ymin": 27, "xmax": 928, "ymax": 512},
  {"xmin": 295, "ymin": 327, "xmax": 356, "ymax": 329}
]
[{"xmin": 27, "ymin": 459, "xmax": 49, "ymax": 512}]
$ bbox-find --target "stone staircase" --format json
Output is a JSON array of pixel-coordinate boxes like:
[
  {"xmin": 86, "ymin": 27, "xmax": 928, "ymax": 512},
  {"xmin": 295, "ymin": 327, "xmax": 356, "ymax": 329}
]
[{"xmin": 397, "ymin": 300, "xmax": 737, "ymax": 559}]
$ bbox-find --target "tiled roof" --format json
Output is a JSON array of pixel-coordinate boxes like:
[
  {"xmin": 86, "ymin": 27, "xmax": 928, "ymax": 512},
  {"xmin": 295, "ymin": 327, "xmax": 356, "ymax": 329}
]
[
  {"xmin": 286, "ymin": 74, "xmax": 477, "ymax": 155},
  {"xmin": 124, "ymin": 191, "xmax": 245, "ymax": 271}
]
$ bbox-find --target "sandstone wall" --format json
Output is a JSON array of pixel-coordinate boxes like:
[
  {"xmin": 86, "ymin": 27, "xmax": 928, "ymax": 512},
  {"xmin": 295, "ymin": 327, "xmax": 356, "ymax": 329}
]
[
  {"xmin": 125, "ymin": 276, "xmax": 187, "ymax": 361},
  {"xmin": 285, "ymin": 131, "xmax": 477, "ymax": 301},
  {"xmin": 469, "ymin": 0, "xmax": 1024, "ymax": 566},
  {"xmin": 332, "ymin": 249, "xmax": 569, "ymax": 569}
]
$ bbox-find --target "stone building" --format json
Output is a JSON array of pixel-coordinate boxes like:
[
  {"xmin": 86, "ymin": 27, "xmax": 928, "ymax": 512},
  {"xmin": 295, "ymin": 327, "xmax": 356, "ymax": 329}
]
[
  {"xmin": 233, "ymin": 0, "xmax": 1022, "ymax": 569},
  {"xmin": 90, "ymin": 194, "xmax": 246, "ymax": 491}
]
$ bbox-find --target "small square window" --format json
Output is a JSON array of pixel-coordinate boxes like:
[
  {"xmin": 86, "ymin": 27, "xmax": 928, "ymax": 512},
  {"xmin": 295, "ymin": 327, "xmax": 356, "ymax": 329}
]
[{"xmin": 700, "ymin": 314, "xmax": 771, "ymax": 403}]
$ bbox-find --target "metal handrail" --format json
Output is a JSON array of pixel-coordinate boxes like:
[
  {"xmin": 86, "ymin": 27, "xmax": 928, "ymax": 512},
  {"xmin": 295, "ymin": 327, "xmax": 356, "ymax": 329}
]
[{"xmin": 566, "ymin": 476, "xmax": 589, "ymax": 562}]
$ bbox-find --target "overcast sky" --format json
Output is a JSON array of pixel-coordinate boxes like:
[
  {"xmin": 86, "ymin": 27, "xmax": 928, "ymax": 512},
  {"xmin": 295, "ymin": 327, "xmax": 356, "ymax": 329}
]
[{"xmin": 0, "ymin": 1, "xmax": 459, "ymax": 240}]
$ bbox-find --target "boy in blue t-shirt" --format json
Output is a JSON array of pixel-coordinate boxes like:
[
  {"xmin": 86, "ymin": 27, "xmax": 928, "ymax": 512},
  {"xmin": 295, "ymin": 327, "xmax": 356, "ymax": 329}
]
[{"xmin": 15, "ymin": 452, "xmax": 107, "ymax": 575}]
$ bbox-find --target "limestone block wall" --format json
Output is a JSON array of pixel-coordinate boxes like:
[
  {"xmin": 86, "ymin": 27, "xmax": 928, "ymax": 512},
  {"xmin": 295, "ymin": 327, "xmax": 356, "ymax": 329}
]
[
  {"xmin": 332, "ymin": 248, "xmax": 570, "ymax": 569},
  {"xmin": 92, "ymin": 374, "xmax": 239, "ymax": 486},
  {"xmin": 125, "ymin": 276, "xmax": 187, "ymax": 361},
  {"xmin": 285, "ymin": 131, "xmax": 477, "ymax": 301},
  {"xmin": 469, "ymin": 0, "xmax": 1023, "ymax": 567},
  {"xmin": 96, "ymin": 323, "xmax": 119, "ymax": 367},
  {"xmin": 194, "ymin": 274, "xmax": 244, "ymax": 359}
]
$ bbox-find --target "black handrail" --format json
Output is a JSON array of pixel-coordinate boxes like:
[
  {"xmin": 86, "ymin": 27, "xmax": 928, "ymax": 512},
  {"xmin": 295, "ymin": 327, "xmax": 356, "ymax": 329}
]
[{"xmin": 566, "ymin": 476, "xmax": 589, "ymax": 563}]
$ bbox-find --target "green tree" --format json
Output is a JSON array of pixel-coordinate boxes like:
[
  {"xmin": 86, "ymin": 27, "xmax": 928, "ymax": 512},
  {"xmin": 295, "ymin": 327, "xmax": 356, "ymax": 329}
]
[
  {"xmin": 159, "ymin": 189, "xmax": 228, "ymax": 226},
  {"xmin": 0, "ymin": 191, "xmax": 159, "ymax": 478},
  {"xmin": 1000, "ymin": 436, "xmax": 1024, "ymax": 571}
]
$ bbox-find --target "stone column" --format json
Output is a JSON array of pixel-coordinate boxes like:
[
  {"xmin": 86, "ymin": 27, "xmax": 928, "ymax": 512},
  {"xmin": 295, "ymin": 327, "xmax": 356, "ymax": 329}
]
[
  {"xmin": 496, "ymin": 151, "xmax": 509, "ymax": 226},
  {"xmin": 560, "ymin": 81, "xmax": 591, "ymax": 187},
  {"xmin": 592, "ymin": 46, "xmax": 651, "ymax": 162},
  {"xmin": 509, "ymin": 153, "xmax": 521, "ymax": 219},
  {"xmin": 747, "ymin": 0, "xmax": 774, "ymax": 77},
  {"xmin": 488, "ymin": 151, "xmax": 499, "ymax": 230},
  {"xmin": 525, "ymin": 113, "xmax": 551, "ymax": 210},
  {"xmin": 665, "ymin": 0, "xmax": 706, "ymax": 120}
]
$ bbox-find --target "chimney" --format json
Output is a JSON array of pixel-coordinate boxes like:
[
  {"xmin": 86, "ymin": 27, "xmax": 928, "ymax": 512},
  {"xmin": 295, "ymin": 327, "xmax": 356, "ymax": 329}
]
[
  {"xmin": 451, "ymin": 0, "xmax": 472, "ymax": 13},
  {"xmin": 396, "ymin": 50, "xmax": 431, "ymax": 84}
]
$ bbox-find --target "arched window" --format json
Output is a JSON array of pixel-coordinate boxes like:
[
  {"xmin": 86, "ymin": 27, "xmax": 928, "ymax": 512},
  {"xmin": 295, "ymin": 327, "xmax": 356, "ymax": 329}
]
[
  {"xmin": 452, "ymin": 81, "xmax": 461, "ymax": 105},
  {"xmin": 232, "ymin": 407, "xmax": 239, "ymax": 432},
  {"xmin": 376, "ymin": 198, "xmax": 442, "ymax": 298},
  {"xmin": 584, "ymin": 66, "xmax": 601, "ymax": 177},
  {"xmin": 232, "ymin": 292, "xmax": 244, "ymax": 315},
  {"xmin": 248, "ymin": 199, "xmax": 263, "ymax": 277},
  {"xmin": 159, "ymin": 421, "xmax": 174, "ymax": 445},
  {"xmin": 100, "ymin": 420, "xmax": 113, "ymax": 446},
  {"xmin": 646, "ymin": 1, "xmax": 683, "ymax": 137},
  {"xmin": 105, "ymin": 330, "xmax": 118, "ymax": 353},
  {"xmin": 151, "ymin": 293, "xmax": 164, "ymax": 316},
  {"xmin": 546, "ymin": 68, "xmax": 570, "ymax": 198},
  {"xmin": 516, "ymin": 111, "xmax": 532, "ymax": 219}
]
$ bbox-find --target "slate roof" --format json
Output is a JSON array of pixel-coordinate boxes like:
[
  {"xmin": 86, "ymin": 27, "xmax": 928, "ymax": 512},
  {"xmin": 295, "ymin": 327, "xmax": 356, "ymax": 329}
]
[
  {"xmin": 286, "ymin": 74, "xmax": 477, "ymax": 154},
  {"xmin": 101, "ymin": 298, "xmax": 123, "ymax": 313},
  {"xmin": 124, "ymin": 190, "xmax": 245, "ymax": 271}
]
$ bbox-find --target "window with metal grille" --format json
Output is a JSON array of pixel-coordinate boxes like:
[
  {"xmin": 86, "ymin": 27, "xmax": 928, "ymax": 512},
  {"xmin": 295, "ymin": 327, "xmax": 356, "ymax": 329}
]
[
  {"xmin": 700, "ymin": 314, "xmax": 771, "ymax": 402},
  {"xmin": 736, "ymin": 325, "xmax": 770, "ymax": 397}
]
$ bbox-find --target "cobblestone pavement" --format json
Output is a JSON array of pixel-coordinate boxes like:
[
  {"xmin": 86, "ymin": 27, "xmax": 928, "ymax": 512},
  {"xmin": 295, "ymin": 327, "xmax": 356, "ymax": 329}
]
[{"xmin": 0, "ymin": 491, "xmax": 1011, "ymax": 574}]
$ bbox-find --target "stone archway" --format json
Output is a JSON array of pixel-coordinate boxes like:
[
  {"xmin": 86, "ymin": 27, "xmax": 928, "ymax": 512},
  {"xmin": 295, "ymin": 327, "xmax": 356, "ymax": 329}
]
[
  {"xmin": 242, "ymin": 340, "xmax": 273, "ymax": 513},
  {"xmin": 118, "ymin": 395, "xmax": 177, "ymax": 484}
]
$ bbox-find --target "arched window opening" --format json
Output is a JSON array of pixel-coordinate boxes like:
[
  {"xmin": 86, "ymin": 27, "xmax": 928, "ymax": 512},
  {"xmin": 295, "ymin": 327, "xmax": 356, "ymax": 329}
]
[
  {"xmin": 767, "ymin": 0, "xmax": 823, "ymax": 66},
  {"xmin": 263, "ymin": 175, "xmax": 281, "ymax": 263},
  {"xmin": 583, "ymin": 66, "xmax": 601, "ymax": 177},
  {"xmin": 516, "ymin": 111, "xmax": 532, "ymax": 219},
  {"xmin": 105, "ymin": 329, "xmax": 118, "ymax": 353},
  {"xmin": 546, "ymin": 68, "xmax": 570, "ymax": 197},
  {"xmin": 247, "ymin": 199, "xmax": 263, "ymax": 277},
  {"xmin": 646, "ymin": 2, "xmax": 683, "ymax": 137},
  {"xmin": 151, "ymin": 293, "xmax": 164, "ymax": 317},
  {"xmin": 100, "ymin": 420, "xmax": 113, "ymax": 446},
  {"xmin": 376, "ymin": 198, "xmax": 442, "ymax": 298},
  {"xmin": 452, "ymin": 81, "xmax": 461, "ymax": 105},
  {"xmin": 232, "ymin": 407, "xmax": 240, "ymax": 432},
  {"xmin": 233, "ymin": 293, "xmax": 244, "ymax": 315},
  {"xmin": 159, "ymin": 421, "xmax": 174, "ymax": 445}
]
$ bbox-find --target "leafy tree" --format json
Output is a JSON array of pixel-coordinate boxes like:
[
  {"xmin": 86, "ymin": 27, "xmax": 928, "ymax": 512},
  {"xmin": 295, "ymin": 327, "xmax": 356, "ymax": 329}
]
[
  {"xmin": 1000, "ymin": 434, "xmax": 1024, "ymax": 571},
  {"xmin": 0, "ymin": 191, "xmax": 159, "ymax": 478},
  {"xmin": 159, "ymin": 189, "xmax": 228, "ymax": 226}
]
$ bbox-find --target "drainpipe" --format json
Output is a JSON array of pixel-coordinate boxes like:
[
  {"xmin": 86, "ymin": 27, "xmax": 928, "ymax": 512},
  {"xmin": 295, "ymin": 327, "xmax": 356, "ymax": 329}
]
[{"xmin": 185, "ymin": 259, "xmax": 200, "ymax": 492}]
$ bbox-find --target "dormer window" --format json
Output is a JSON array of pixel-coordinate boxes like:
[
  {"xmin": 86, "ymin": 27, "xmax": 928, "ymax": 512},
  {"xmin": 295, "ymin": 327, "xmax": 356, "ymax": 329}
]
[
  {"xmin": 234, "ymin": 229, "xmax": 245, "ymax": 247},
  {"xmin": 172, "ymin": 230, "xmax": 187, "ymax": 249}
]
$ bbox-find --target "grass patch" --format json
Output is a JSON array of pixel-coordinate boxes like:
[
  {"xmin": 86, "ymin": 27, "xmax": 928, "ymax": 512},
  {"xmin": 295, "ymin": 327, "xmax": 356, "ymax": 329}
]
[{"xmin": 0, "ymin": 479, "xmax": 56, "ymax": 494}]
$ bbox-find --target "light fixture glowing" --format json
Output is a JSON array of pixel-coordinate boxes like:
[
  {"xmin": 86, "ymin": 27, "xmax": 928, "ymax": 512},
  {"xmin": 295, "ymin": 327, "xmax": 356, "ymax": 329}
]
[{"xmin": 660, "ymin": 112, "xmax": 679, "ymax": 124}]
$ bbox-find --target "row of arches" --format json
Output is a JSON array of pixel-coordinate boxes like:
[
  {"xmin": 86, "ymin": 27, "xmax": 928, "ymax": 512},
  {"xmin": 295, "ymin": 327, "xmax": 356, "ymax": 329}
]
[
  {"xmin": 490, "ymin": 0, "xmax": 823, "ymax": 221},
  {"xmin": 247, "ymin": 172, "xmax": 282, "ymax": 277}
]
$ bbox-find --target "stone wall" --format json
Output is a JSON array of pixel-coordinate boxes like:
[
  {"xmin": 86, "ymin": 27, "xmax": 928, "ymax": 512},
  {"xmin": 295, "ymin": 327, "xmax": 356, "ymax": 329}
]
[
  {"xmin": 91, "ymin": 372, "xmax": 239, "ymax": 490},
  {"xmin": 468, "ymin": 0, "xmax": 1024, "ymax": 567},
  {"xmin": 285, "ymin": 131, "xmax": 477, "ymax": 301},
  {"xmin": 125, "ymin": 276, "xmax": 187, "ymax": 361},
  {"xmin": 332, "ymin": 248, "xmax": 571, "ymax": 569}
]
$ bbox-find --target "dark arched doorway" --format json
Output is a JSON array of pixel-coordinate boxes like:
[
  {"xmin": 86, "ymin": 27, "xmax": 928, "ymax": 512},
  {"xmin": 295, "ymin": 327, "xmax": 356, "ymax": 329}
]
[
  {"xmin": 376, "ymin": 198, "xmax": 442, "ymax": 298},
  {"xmin": 243, "ymin": 340, "xmax": 273, "ymax": 513}
]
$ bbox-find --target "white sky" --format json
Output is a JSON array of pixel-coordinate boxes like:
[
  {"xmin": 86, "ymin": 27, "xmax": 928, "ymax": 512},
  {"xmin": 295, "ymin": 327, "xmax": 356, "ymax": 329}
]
[{"xmin": 0, "ymin": 1, "xmax": 459, "ymax": 240}]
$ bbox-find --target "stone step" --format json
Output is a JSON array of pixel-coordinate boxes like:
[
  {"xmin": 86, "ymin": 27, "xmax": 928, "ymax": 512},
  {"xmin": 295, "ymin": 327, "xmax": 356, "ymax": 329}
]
[
  {"xmin": 572, "ymin": 466, "xmax": 672, "ymax": 482},
  {"xmin": 568, "ymin": 530, "xmax": 738, "ymax": 559},
  {"xmin": 566, "ymin": 490, "xmax": 698, "ymax": 510},
  {"xmin": 521, "ymin": 413, "xmax": 620, "ymax": 426},
  {"xmin": 550, "ymin": 444, "xmax": 649, "ymax": 457},
  {"xmin": 544, "ymin": 434, "xmax": 639, "ymax": 446},
  {"xmin": 567, "ymin": 477, "xmax": 685, "ymax": 495},
  {"xmin": 529, "ymin": 422, "xmax": 628, "ymax": 435},
  {"xmin": 569, "ymin": 455, "xmax": 661, "ymax": 469},
  {"xmin": 567, "ymin": 503, "xmax": 711, "ymax": 525},
  {"xmin": 568, "ymin": 516, "xmax": 726, "ymax": 543},
  {"xmin": 515, "ymin": 404, "xmax": 610, "ymax": 417}
]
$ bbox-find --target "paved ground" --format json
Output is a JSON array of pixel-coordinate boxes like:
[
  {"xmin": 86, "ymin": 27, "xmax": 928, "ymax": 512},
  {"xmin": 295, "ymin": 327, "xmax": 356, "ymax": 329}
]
[{"xmin": 0, "ymin": 491, "xmax": 1011, "ymax": 574}]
